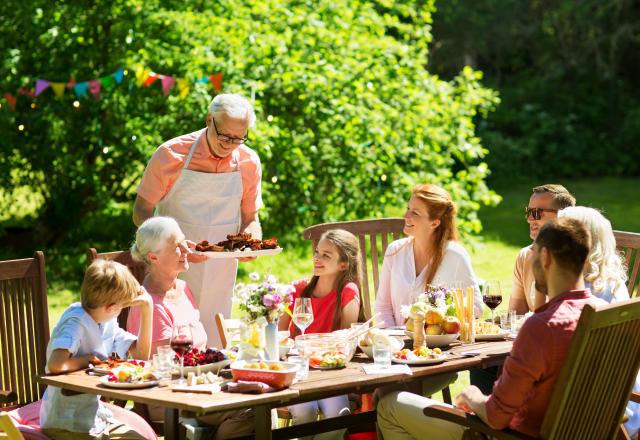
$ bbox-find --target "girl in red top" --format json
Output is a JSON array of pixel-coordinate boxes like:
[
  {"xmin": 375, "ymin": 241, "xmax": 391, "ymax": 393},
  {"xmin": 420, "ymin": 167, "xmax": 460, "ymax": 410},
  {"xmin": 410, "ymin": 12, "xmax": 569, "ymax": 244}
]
[{"xmin": 278, "ymin": 229, "xmax": 363, "ymax": 440}]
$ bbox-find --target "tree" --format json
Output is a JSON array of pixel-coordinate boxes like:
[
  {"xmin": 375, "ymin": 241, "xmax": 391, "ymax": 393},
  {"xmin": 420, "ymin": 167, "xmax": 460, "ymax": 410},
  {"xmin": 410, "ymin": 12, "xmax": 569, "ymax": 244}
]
[{"xmin": 0, "ymin": 0, "xmax": 499, "ymax": 258}]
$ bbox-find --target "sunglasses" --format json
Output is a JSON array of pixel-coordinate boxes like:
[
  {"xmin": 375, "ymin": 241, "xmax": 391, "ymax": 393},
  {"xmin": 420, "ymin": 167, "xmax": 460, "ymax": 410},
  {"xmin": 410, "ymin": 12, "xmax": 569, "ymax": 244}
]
[{"xmin": 525, "ymin": 206, "xmax": 558, "ymax": 220}]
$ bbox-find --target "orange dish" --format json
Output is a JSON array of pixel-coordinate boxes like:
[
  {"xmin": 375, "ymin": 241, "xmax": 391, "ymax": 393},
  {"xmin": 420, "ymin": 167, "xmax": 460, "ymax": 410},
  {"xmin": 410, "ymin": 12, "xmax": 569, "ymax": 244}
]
[{"xmin": 230, "ymin": 361, "xmax": 298, "ymax": 389}]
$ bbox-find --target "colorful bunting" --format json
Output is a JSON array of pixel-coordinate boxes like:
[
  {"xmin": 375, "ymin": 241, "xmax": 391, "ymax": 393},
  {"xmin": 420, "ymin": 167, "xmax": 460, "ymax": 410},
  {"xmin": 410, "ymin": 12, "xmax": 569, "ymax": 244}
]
[
  {"xmin": 73, "ymin": 82, "xmax": 89, "ymax": 98},
  {"xmin": 161, "ymin": 75, "xmax": 176, "ymax": 95},
  {"xmin": 4, "ymin": 93, "xmax": 16, "ymax": 111},
  {"xmin": 1, "ymin": 67, "xmax": 223, "ymax": 111},
  {"xmin": 113, "ymin": 68, "xmax": 124, "ymax": 84},
  {"xmin": 35, "ymin": 80, "xmax": 51, "ymax": 97},
  {"xmin": 209, "ymin": 73, "xmax": 223, "ymax": 92},
  {"xmin": 143, "ymin": 71, "xmax": 159, "ymax": 87},
  {"xmin": 89, "ymin": 80, "xmax": 101, "ymax": 99},
  {"xmin": 51, "ymin": 82, "xmax": 66, "ymax": 98}
]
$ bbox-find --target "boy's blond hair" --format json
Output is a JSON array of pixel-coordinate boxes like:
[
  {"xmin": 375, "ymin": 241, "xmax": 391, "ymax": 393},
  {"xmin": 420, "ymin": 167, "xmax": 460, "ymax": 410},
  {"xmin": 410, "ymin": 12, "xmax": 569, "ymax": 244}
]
[{"xmin": 81, "ymin": 260, "xmax": 140, "ymax": 309}]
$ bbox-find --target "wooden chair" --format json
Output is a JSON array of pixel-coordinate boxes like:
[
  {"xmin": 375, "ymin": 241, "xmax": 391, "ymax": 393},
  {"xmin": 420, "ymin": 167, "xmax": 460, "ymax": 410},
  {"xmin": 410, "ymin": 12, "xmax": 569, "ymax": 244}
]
[
  {"xmin": 86, "ymin": 248, "xmax": 147, "ymax": 329},
  {"xmin": 0, "ymin": 412, "xmax": 24, "ymax": 439},
  {"xmin": 0, "ymin": 252, "xmax": 49, "ymax": 410},
  {"xmin": 423, "ymin": 296, "xmax": 640, "ymax": 439},
  {"xmin": 214, "ymin": 313, "xmax": 242, "ymax": 349},
  {"xmin": 614, "ymin": 230, "xmax": 640, "ymax": 298},
  {"xmin": 303, "ymin": 218, "xmax": 405, "ymax": 320}
]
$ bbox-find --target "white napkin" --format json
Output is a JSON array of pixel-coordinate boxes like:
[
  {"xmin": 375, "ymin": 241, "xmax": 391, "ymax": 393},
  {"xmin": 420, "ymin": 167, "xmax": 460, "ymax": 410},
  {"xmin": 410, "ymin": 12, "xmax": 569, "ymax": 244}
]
[{"xmin": 361, "ymin": 364, "xmax": 413, "ymax": 375}]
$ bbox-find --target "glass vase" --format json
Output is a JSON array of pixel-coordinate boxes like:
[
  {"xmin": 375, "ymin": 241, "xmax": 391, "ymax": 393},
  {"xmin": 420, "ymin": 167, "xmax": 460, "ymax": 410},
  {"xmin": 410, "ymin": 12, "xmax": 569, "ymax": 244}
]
[{"xmin": 237, "ymin": 319, "xmax": 266, "ymax": 361}]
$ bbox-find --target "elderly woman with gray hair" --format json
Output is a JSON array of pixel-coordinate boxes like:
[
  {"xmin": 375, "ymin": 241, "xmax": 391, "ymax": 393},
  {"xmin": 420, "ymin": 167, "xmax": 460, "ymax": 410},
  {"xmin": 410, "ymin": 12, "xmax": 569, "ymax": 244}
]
[
  {"xmin": 127, "ymin": 216, "xmax": 254, "ymax": 439},
  {"xmin": 132, "ymin": 93, "xmax": 264, "ymax": 348}
]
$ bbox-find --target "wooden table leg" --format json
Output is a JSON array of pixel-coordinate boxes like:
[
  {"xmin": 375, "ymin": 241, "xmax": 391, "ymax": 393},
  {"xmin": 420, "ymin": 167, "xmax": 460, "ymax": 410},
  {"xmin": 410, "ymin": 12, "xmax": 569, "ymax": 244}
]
[
  {"xmin": 254, "ymin": 405, "xmax": 273, "ymax": 440},
  {"xmin": 164, "ymin": 407, "xmax": 179, "ymax": 440}
]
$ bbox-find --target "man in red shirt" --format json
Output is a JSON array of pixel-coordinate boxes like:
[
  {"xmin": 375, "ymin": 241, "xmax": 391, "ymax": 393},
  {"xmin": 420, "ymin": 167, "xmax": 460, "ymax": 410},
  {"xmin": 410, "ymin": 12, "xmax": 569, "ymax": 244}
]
[{"xmin": 377, "ymin": 217, "xmax": 605, "ymax": 439}]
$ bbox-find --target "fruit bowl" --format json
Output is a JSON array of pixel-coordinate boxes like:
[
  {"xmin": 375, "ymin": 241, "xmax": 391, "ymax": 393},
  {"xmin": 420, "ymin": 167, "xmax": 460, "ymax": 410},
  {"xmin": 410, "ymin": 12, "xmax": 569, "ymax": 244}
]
[
  {"xmin": 230, "ymin": 360, "xmax": 298, "ymax": 389},
  {"xmin": 173, "ymin": 348, "xmax": 231, "ymax": 375},
  {"xmin": 405, "ymin": 331, "xmax": 459, "ymax": 348},
  {"xmin": 295, "ymin": 333, "xmax": 357, "ymax": 362}
]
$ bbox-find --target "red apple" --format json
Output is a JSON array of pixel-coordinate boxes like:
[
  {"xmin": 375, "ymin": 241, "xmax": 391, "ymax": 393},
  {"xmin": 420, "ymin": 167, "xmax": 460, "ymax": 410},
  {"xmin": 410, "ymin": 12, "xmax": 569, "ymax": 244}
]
[
  {"xmin": 425, "ymin": 324, "xmax": 442, "ymax": 335},
  {"xmin": 442, "ymin": 316, "xmax": 461, "ymax": 334}
]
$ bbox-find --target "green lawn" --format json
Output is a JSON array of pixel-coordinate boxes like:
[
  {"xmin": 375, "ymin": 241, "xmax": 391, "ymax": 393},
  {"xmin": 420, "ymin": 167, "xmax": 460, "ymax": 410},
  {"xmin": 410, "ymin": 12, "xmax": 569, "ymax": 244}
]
[{"xmin": 44, "ymin": 177, "xmax": 640, "ymax": 402}]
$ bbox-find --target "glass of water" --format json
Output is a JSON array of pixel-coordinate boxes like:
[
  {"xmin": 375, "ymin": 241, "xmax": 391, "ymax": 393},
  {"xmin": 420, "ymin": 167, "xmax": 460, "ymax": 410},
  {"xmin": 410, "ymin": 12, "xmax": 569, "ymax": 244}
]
[
  {"xmin": 288, "ymin": 355, "xmax": 309, "ymax": 380},
  {"xmin": 157, "ymin": 345, "xmax": 175, "ymax": 380},
  {"xmin": 373, "ymin": 345, "xmax": 392, "ymax": 369}
]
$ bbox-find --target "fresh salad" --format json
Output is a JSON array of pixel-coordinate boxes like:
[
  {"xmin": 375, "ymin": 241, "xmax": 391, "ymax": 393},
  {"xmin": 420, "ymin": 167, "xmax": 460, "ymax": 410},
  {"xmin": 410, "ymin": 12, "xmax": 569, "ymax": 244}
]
[
  {"xmin": 309, "ymin": 351, "xmax": 347, "ymax": 369},
  {"xmin": 106, "ymin": 363, "xmax": 158, "ymax": 383},
  {"xmin": 394, "ymin": 346, "xmax": 442, "ymax": 361}
]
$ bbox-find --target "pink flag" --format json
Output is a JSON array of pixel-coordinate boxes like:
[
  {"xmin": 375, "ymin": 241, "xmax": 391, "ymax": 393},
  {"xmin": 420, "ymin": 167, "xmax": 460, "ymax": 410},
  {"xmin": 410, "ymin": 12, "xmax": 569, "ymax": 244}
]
[
  {"xmin": 35, "ymin": 80, "xmax": 50, "ymax": 97},
  {"xmin": 161, "ymin": 75, "xmax": 176, "ymax": 95},
  {"xmin": 89, "ymin": 80, "xmax": 101, "ymax": 99}
]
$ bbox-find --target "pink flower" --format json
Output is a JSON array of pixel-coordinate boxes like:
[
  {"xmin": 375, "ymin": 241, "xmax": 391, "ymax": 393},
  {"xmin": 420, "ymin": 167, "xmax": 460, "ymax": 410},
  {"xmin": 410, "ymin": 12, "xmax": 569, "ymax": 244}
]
[{"xmin": 263, "ymin": 294, "xmax": 275, "ymax": 308}]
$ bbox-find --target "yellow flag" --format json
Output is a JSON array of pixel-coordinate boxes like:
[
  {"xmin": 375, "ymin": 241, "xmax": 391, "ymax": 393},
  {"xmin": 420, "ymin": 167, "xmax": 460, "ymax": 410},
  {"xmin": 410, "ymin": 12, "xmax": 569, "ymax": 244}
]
[
  {"xmin": 135, "ymin": 67, "xmax": 150, "ymax": 87},
  {"xmin": 176, "ymin": 78, "xmax": 189, "ymax": 98},
  {"xmin": 51, "ymin": 82, "xmax": 66, "ymax": 98}
]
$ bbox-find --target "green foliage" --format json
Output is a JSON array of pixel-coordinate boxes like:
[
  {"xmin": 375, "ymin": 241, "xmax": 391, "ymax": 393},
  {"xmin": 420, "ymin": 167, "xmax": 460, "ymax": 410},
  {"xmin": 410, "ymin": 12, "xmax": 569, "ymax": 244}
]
[
  {"xmin": 430, "ymin": 0, "xmax": 640, "ymax": 183},
  {"xmin": 0, "ymin": 1, "xmax": 499, "ymax": 281}
]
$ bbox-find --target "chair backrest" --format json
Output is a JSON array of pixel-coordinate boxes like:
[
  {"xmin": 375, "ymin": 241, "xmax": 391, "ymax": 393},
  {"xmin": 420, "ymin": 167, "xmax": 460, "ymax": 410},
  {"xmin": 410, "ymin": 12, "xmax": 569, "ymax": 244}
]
[
  {"xmin": 0, "ymin": 412, "xmax": 24, "ymax": 439},
  {"xmin": 87, "ymin": 248, "xmax": 147, "ymax": 329},
  {"xmin": 215, "ymin": 313, "xmax": 242, "ymax": 349},
  {"xmin": 303, "ymin": 218, "xmax": 405, "ymax": 320},
  {"xmin": 540, "ymin": 296, "xmax": 640, "ymax": 439},
  {"xmin": 614, "ymin": 230, "xmax": 640, "ymax": 298},
  {"xmin": 0, "ymin": 252, "xmax": 49, "ymax": 408}
]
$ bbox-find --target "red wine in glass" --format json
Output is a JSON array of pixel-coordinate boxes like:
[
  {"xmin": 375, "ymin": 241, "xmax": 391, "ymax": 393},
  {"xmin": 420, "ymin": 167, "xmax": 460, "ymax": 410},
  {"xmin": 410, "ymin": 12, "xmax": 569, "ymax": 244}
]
[
  {"xmin": 170, "ymin": 339, "xmax": 193, "ymax": 356},
  {"xmin": 170, "ymin": 324, "xmax": 193, "ymax": 384},
  {"xmin": 481, "ymin": 281, "xmax": 503, "ymax": 324}
]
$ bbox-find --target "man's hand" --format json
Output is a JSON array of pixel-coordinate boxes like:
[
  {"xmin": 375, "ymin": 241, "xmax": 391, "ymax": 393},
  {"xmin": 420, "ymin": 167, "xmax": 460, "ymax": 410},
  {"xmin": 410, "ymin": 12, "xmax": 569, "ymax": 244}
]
[
  {"xmin": 185, "ymin": 240, "xmax": 209, "ymax": 263},
  {"xmin": 454, "ymin": 385, "xmax": 490, "ymax": 424}
]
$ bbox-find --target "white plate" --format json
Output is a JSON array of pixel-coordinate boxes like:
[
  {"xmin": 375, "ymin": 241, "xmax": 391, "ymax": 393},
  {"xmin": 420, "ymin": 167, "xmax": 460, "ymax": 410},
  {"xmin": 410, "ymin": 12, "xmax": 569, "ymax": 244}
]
[
  {"xmin": 195, "ymin": 248, "xmax": 282, "ymax": 259},
  {"xmin": 392, "ymin": 354, "xmax": 447, "ymax": 365},
  {"xmin": 404, "ymin": 331, "xmax": 459, "ymax": 347},
  {"xmin": 474, "ymin": 332, "xmax": 510, "ymax": 341},
  {"xmin": 99, "ymin": 376, "xmax": 160, "ymax": 389}
]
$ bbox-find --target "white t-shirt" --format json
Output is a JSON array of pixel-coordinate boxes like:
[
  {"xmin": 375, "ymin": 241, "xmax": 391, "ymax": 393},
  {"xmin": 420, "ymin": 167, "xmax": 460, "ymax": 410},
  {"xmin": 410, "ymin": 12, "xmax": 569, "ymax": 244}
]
[
  {"xmin": 374, "ymin": 238, "xmax": 484, "ymax": 327},
  {"xmin": 39, "ymin": 303, "xmax": 137, "ymax": 435}
]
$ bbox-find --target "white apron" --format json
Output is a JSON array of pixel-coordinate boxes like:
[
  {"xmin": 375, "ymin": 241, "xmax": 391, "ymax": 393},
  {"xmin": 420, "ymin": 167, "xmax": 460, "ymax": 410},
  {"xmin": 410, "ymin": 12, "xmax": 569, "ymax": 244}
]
[{"xmin": 157, "ymin": 131, "xmax": 242, "ymax": 347}]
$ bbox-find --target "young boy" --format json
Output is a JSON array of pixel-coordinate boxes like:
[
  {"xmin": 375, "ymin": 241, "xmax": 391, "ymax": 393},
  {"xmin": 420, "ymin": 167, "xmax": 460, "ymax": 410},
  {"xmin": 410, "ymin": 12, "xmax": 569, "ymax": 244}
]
[{"xmin": 40, "ymin": 259, "xmax": 154, "ymax": 439}]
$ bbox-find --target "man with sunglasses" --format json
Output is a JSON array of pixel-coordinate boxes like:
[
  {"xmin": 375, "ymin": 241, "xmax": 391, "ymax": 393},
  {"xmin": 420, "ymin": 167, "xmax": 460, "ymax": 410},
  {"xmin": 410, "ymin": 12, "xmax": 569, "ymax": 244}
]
[
  {"xmin": 132, "ymin": 93, "xmax": 262, "ymax": 347},
  {"xmin": 470, "ymin": 184, "xmax": 576, "ymax": 395},
  {"xmin": 510, "ymin": 184, "xmax": 576, "ymax": 315}
]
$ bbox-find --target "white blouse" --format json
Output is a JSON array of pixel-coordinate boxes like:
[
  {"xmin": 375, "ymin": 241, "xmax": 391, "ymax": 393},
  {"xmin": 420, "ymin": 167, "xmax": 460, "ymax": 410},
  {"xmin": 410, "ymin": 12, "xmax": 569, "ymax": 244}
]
[{"xmin": 374, "ymin": 238, "xmax": 484, "ymax": 327}]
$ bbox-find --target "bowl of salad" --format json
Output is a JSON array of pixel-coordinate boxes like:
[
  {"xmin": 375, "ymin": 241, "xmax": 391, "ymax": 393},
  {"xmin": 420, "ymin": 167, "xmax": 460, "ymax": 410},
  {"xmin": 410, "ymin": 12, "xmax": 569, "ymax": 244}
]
[{"xmin": 295, "ymin": 333, "xmax": 355, "ymax": 369}]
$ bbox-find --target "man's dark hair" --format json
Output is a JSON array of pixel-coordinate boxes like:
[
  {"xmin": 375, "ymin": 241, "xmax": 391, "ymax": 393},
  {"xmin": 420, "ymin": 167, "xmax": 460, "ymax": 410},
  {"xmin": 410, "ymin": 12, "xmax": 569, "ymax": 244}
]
[
  {"xmin": 535, "ymin": 218, "xmax": 591, "ymax": 276},
  {"xmin": 532, "ymin": 184, "xmax": 576, "ymax": 209}
]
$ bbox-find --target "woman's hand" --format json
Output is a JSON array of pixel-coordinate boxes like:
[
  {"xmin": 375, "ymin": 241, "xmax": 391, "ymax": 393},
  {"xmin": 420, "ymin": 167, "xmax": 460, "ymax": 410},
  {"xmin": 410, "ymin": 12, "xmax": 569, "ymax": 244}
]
[{"xmin": 185, "ymin": 240, "xmax": 208, "ymax": 263}]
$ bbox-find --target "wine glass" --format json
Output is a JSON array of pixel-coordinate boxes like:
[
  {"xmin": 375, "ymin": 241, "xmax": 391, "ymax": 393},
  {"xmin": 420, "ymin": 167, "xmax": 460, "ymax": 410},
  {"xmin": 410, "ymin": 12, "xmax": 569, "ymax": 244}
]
[
  {"xmin": 170, "ymin": 324, "xmax": 193, "ymax": 385},
  {"xmin": 292, "ymin": 298, "xmax": 314, "ymax": 336},
  {"xmin": 481, "ymin": 280, "xmax": 503, "ymax": 324}
]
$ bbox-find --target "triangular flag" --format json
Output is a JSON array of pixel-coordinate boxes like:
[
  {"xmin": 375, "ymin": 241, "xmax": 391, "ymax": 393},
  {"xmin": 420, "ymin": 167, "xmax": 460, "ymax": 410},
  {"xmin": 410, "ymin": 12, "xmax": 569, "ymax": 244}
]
[
  {"xmin": 143, "ymin": 72, "xmax": 159, "ymax": 87},
  {"xmin": 197, "ymin": 76, "xmax": 209, "ymax": 84},
  {"xmin": 35, "ymin": 80, "xmax": 50, "ymax": 97},
  {"xmin": 51, "ymin": 82, "xmax": 66, "ymax": 98},
  {"xmin": 113, "ymin": 68, "xmax": 124, "ymax": 84},
  {"xmin": 176, "ymin": 78, "xmax": 189, "ymax": 98},
  {"xmin": 135, "ymin": 67, "xmax": 150, "ymax": 86},
  {"xmin": 161, "ymin": 75, "xmax": 176, "ymax": 95},
  {"xmin": 89, "ymin": 80, "xmax": 101, "ymax": 99},
  {"xmin": 66, "ymin": 76, "xmax": 76, "ymax": 90},
  {"xmin": 4, "ymin": 93, "xmax": 16, "ymax": 111},
  {"xmin": 73, "ymin": 82, "xmax": 89, "ymax": 98},
  {"xmin": 100, "ymin": 76, "xmax": 115, "ymax": 91},
  {"xmin": 209, "ymin": 73, "xmax": 223, "ymax": 92}
]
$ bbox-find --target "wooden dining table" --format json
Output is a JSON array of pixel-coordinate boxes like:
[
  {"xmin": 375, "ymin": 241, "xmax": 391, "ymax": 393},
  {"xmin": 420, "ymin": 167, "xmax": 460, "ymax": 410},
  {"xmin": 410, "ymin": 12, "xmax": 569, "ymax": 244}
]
[{"xmin": 38, "ymin": 340, "xmax": 513, "ymax": 440}]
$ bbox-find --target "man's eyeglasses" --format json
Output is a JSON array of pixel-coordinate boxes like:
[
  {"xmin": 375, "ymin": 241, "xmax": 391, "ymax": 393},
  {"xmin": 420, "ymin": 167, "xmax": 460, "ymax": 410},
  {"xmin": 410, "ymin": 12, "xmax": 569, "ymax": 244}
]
[
  {"xmin": 211, "ymin": 117, "xmax": 249, "ymax": 145},
  {"xmin": 525, "ymin": 206, "xmax": 559, "ymax": 220}
]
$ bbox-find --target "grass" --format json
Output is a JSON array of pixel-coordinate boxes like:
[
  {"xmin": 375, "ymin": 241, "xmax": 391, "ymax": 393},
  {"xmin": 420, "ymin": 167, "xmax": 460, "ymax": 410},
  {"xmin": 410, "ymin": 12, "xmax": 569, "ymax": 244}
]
[{"xmin": 43, "ymin": 177, "xmax": 640, "ymax": 402}]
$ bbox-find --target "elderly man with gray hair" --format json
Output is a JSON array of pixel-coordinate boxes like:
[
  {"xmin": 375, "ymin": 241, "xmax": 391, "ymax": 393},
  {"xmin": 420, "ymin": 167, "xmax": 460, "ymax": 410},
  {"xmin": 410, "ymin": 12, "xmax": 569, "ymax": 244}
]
[{"xmin": 133, "ymin": 93, "xmax": 262, "ymax": 347}]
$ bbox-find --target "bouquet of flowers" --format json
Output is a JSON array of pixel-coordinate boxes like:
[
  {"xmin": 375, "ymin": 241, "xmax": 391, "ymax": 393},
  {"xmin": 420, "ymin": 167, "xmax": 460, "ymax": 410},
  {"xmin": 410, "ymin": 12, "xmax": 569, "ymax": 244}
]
[
  {"xmin": 401, "ymin": 285, "xmax": 457, "ymax": 321},
  {"xmin": 233, "ymin": 272, "xmax": 295, "ymax": 324}
]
